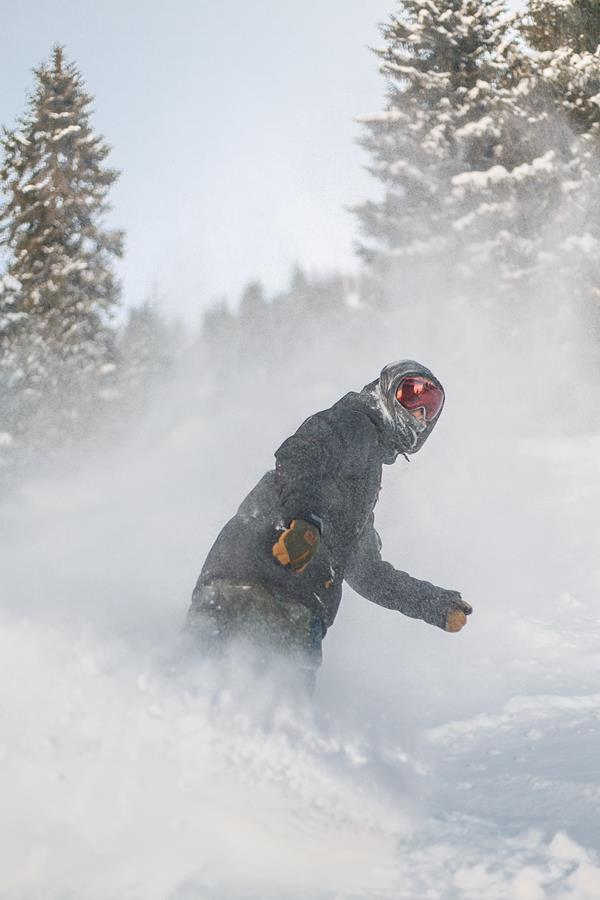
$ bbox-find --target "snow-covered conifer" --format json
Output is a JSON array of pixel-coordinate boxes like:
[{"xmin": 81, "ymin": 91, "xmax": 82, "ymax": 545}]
[
  {"xmin": 523, "ymin": 0, "xmax": 600, "ymax": 55},
  {"xmin": 421, "ymin": 0, "xmax": 599, "ymax": 293},
  {"xmin": 514, "ymin": 0, "xmax": 600, "ymax": 317},
  {"xmin": 0, "ymin": 46, "xmax": 123, "ymax": 465},
  {"xmin": 202, "ymin": 301, "xmax": 235, "ymax": 350},
  {"xmin": 118, "ymin": 296, "xmax": 177, "ymax": 402},
  {"xmin": 355, "ymin": 0, "xmax": 514, "ymax": 293},
  {"xmin": 520, "ymin": 0, "xmax": 600, "ymax": 139},
  {"xmin": 239, "ymin": 280, "xmax": 268, "ymax": 334}
]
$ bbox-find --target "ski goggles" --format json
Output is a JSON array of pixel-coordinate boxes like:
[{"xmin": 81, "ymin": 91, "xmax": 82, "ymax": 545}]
[{"xmin": 395, "ymin": 376, "xmax": 444, "ymax": 422}]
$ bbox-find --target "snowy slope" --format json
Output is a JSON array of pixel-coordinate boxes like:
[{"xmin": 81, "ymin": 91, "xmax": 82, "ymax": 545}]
[{"xmin": 1, "ymin": 316, "xmax": 599, "ymax": 899}]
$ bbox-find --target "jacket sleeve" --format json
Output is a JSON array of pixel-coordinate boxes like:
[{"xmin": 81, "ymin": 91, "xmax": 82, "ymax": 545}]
[{"xmin": 344, "ymin": 514, "xmax": 463, "ymax": 630}]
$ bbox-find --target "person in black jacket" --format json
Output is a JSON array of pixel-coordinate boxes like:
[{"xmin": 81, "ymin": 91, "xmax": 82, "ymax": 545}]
[{"xmin": 187, "ymin": 359, "xmax": 472, "ymax": 688}]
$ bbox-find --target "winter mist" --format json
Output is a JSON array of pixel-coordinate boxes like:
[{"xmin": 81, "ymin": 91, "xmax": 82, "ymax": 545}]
[{"xmin": 2, "ymin": 1, "xmax": 600, "ymax": 898}]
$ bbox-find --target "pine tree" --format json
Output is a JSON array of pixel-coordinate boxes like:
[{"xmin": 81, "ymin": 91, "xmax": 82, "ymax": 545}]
[
  {"xmin": 202, "ymin": 300, "xmax": 235, "ymax": 346},
  {"xmin": 238, "ymin": 280, "xmax": 268, "ymax": 335},
  {"xmin": 118, "ymin": 293, "xmax": 176, "ymax": 400},
  {"xmin": 523, "ymin": 0, "xmax": 600, "ymax": 55},
  {"xmin": 516, "ymin": 0, "xmax": 600, "ymax": 319},
  {"xmin": 0, "ymin": 45, "xmax": 123, "ymax": 464},
  {"xmin": 446, "ymin": 50, "xmax": 578, "ymax": 292},
  {"xmin": 355, "ymin": 0, "xmax": 513, "ymax": 292},
  {"xmin": 521, "ymin": 0, "xmax": 600, "ymax": 139}
]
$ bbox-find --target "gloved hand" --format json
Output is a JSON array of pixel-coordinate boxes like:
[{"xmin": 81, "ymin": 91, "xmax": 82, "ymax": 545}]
[
  {"xmin": 272, "ymin": 519, "xmax": 320, "ymax": 573},
  {"xmin": 445, "ymin": 598, "xmax": 473, "ymax": 633}
]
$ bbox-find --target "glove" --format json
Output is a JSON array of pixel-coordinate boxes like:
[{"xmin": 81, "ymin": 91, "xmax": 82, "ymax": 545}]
[
  {"xmin": 445, "ymin": 598, "xmax": 473, "ymax": 633},
  {"xmin": 272, "ymin": 519, "xmax": 320, "ymax": 573}
]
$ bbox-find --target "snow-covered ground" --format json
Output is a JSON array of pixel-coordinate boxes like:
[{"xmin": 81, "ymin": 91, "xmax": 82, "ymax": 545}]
[{"xmin": 1, "ymin": 314, "xmax": 599, "ymax": 899}]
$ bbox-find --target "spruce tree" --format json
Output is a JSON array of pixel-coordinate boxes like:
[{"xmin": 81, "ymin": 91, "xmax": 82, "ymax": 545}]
[
  {"xmin": 0, "ymin": 45, "xmax": 123, "ymax": 463},
  {"xmin": 517, "ymin": 0, "xmax": 600, "ymax": 317},
  {"xmin": 523, "ymin": 0, "xmax": 600, "ymax": 55},
  {"xmin": 521, "ymin": 0, "xmax": 600, "ymax": 139},
  {"xmin": 355, "ymin": 0, "xmax": 513, "ymax": 291},
  {"xmin": 446, "ymin": 51, "xmax": 577, "ymax": 291},
  {"xmin": 238, "ymin": 280, "xmax": 267, "ymax": 335},
  {"xmin": 118, "ymin": 298, "xmax": 175, "ymax": 400}
]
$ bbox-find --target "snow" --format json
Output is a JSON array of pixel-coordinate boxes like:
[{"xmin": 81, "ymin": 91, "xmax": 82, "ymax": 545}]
[
  {"xmin": 561, "ymin": 231, "xmax": 599, "ymax": 254},
  {"xmin": 58, "ymin": 259, "xmax": 89, "ymax": 276},
  {"xmin": 452, "ymin": 153, "xmax": 557, "ymax": 198},
  {"xmin": 50, "ymin": 124, "xmax": 82, "ymax": 142},
  {"xmin": 344, "ymin": 289, "xmax": 363, "ymax": 310},
  {"xmin": 561, "ymin": 179, "xmax": 582, "ymax": 194},
  {"xmin": 456, "ymin": 115, "xmax": 500, "ymax": 139},
  {"xmin": 21, "ymin": 177, "xmax": 50, "ymax": 194},
  {"xmin": 425, "ymin": 692, "xmax": 600, "ymax": 745},
  {"xmin": 382, "ymin": 62, "xmax": 451, "ymax": 85},
  {"xmin": 1, "ymin": 275, "xmax": 22, "ymax": 292},
  {"xmin": 2, "ymin": 9, "xmax": 600, "ymax": 895},
  {"xmin": 452, "ymin": 200, "xmax": 513, "ymax": 231},
  {"xmin": 388, "ymin": 158, "xmax": 430, "ymax": 181},
  {"xmin": 452, "ymin": 163, "xmax": 509, "ymax": 191},
  {"xmin": 2, "ymin": 297, "xmax": 600, "ymax": 898},
  {"xmin": 354, "ymin": 111, "xmax": 408, "ymax": 124}
]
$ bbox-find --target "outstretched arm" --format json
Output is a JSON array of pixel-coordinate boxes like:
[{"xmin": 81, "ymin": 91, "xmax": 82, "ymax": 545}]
[{"xmin": 345, "ymin": 515, "xmax": 472, "ymax": 631}]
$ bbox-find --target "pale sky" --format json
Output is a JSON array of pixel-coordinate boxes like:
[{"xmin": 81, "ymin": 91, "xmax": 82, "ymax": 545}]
[{"xmin": 1, "ymin": 0, "xmax": 393, "ymax": 322}]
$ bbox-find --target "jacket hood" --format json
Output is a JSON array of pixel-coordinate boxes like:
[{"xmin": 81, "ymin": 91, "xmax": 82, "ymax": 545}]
[{"xmin": 357, "ymin": 359, "xmax": 445, "ymax": 463}]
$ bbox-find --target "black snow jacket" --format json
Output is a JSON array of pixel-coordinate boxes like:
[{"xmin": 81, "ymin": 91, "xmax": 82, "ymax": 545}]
[{"xmin": 194, "ymin": 360, "xmax": 463, "ymax": 634}]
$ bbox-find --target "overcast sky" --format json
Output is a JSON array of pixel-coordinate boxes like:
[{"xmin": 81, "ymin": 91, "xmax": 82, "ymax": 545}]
[{"xmin": 2, "ymin": 0, "xmax": 394, "ymax": 322}]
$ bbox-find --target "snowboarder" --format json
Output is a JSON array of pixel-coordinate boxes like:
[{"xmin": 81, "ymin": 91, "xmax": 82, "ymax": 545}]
[{"xmin": 187, "ymin": 360, "xmax": 472, "ymax": 689}]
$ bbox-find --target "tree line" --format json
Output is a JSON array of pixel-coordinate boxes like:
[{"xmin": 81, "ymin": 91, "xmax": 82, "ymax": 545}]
[
  {"xmin": 355, "ymin": 0, "xmax": 600, "ymax": 315},
  {"xmin": 1, "ymin": 0, "xmax": 600, "ymax": 489}
]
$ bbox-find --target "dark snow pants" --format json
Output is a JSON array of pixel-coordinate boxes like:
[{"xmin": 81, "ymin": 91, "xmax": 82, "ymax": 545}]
[{"xmin": 186, "ymin": 580, "xmax": 323, "ymax": 693}]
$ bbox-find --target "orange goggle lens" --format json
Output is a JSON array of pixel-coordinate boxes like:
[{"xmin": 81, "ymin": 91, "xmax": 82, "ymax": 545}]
[{"xmin": 396, "ymin": 377, "xmax": 444, "ymax": 421}]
